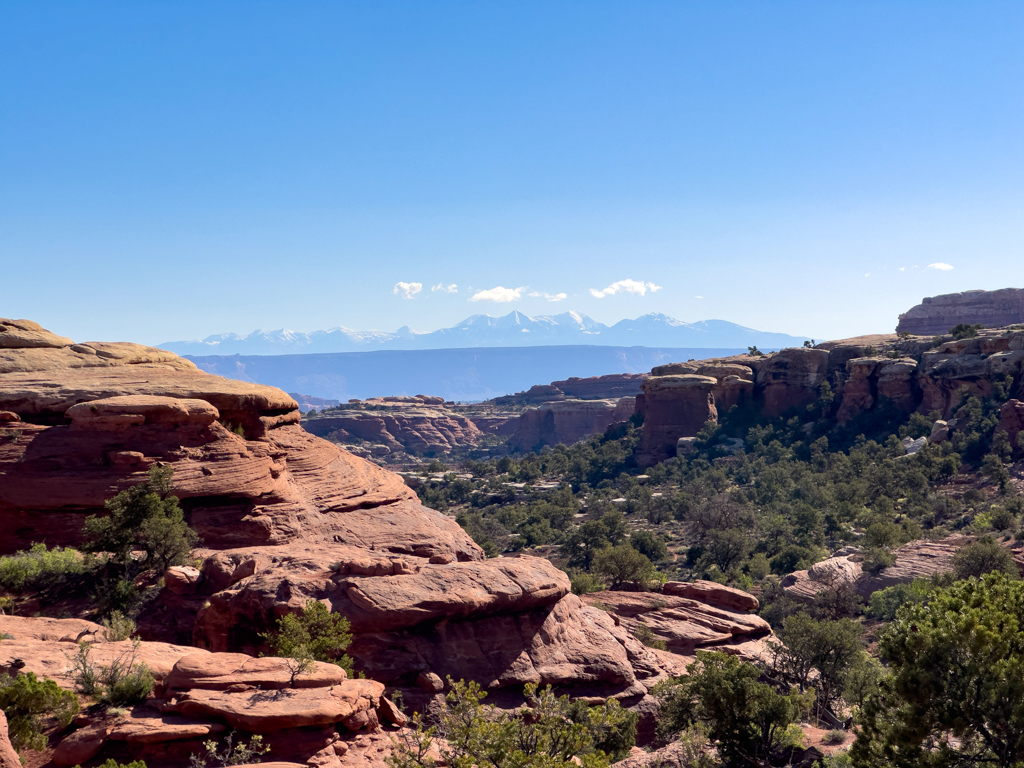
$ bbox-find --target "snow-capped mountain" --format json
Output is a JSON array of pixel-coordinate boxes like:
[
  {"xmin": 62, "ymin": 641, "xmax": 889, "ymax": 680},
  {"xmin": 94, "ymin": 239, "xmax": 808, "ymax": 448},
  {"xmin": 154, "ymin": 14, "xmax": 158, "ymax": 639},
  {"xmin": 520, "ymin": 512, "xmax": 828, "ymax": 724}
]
[{"xmin": 159, "ymin": 311, "xmax": 808, "ymax": 355}]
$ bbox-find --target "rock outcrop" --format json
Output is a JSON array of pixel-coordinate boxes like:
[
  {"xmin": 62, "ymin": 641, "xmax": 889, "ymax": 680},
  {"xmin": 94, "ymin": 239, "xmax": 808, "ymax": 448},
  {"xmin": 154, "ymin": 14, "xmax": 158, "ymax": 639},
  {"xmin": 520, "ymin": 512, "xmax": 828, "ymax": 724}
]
[
  {"xmin": 637, "ymin": 375, "xmax": 718, "ymax": 466},
  {"xmin": 896, "ymin": 288, "xmax": 1024, "ymax": 336},
  {"xmin": 508, "ymin": 398, "xmax": 635, "ymax": 451},
  {"xmin": 493, "ymin": 374, "xmax": 646, "ymax": 406},
  {"xmin": 781, "ymin": 538, "xmax": 965, "ymax": 602},
  {"xmin": 303, "ymin": 408, "xmax": 483, "ymax": 455},
  {"xmin": 0, "ymin": 711, "xmax": 20, "ymax": 768}
]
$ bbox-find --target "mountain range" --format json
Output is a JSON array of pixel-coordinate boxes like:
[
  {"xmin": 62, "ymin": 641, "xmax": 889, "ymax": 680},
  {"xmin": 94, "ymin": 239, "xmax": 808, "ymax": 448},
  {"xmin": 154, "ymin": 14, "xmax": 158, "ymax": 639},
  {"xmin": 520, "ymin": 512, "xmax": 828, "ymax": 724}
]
[{"xmin": 161, "ymin": 311, "xmax": 809, "ymax": 356}]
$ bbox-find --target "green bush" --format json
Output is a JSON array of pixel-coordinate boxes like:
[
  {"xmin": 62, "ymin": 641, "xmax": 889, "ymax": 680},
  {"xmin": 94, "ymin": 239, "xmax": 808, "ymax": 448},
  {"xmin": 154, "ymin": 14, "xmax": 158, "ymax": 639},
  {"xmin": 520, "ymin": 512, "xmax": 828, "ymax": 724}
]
[
  {"xmin": 867, "ymin": 579, "xmax": 933, "ymax": 621},
  {"xmin": 634, "ymin": 622, "xmax": 667, "ymax": 650},
  {"xmin": 0, "ymin": 543, "xmax": 91, "ymax": 595},
  {"xmin": 952, "ymin": 535, "xmax": 1019, "ymax": 580},
  {"xmin": 592, "ymin": 544, "xmax": 657, "ymax": 590},
  {"xmin": 67, "ymin": 640, "xmax": 154, "ymax": 706},
  {"xmin": 262, "ymin": 598, "xmax": 354, "ymax": 682},
  {"xmin": 861, "ymin": 548, "xmax": 897, "ymax": 575},
  {"xmin": 0, "ymin": 672, "xmax": 79, "ymax": 752},
  {"xmin": 84, "ymin": 466, "xmax": 199, "ymax": 573},
  {"xmin": 92, "ymin": 760, "xmax": 148, "ymax": 768},
  {"xmin": 568, "ymin": 571, "xmax": 605, "ymax": 596},
  {"xmin": 387, "ymin": 679, "xmax": 636, "ymax": 768}
]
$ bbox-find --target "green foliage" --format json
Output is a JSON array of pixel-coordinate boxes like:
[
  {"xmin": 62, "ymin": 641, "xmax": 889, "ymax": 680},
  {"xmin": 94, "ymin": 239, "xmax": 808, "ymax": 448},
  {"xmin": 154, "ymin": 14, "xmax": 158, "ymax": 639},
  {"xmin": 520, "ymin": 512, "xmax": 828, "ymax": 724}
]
[
  {"xmin": 388, "ymin": 679, "xmax": 637, "ymax": 768},
  {"xmin": 102, "ymin": 610, "xmax": 137, "ymax": 641},
  {"xmin": 190, "ymin": 732, "xmax": 270, "ymax": 767},
  {"xmin": 952, "ymin": 535, "xmax": 1019, "ymax": 580},
  {"xmin": 567, "ymin": 570, "xmax": 605, "ymax": 596},
  {"xmin": 67, "ymin": 640, "xmax": 155, "ymax": 706},
  {"xmin": 0, "ymin": 671, "xmax": 79, "ymax": 752},
  {"xmin": 591, "ymin": 544, "xmax": 657, "ymax": 590},
  {"xmin": 628, "ymin": 529, "xmax": 668, "ymax": 562},
  {"xmin": 262, "ymin": 598, "xmax": 354, "ymax": 681},
  {"xmin": 91, "ymin": 760, "xmax": 148, "ymax": 768},
  {"xmin": 860, "ymin": 548, "xmax": 896, "ymax": 575},
  {"xmin": 867, "ymin": 579, "xmax": 933, "ymax": 621},
  {"xmin": 949, "ymin": 323, "xmax": 984, "ymax": 340},
  {"xmin": 823, "ymin": 730, "xmax": 848, "ymax": 745},
  {"xmin": 561, "ymin": 511, "xmax": 628, "ymax": 569},
  {"xmin": 654, "ymin": 651, "xmax": 811, "ymax": 766},
  {"xmin": 769, "ymin": 614, "xmax": 865, "ymax": 716},
  {"xmin": 84, "ymin": 466, "xmax": 199, "ymax": 573},
  {"xmin": 0, "ymin": 543, "xmax": 92, "ymax": 596},
  {"xmin": 853, "ymin": 573, "xmax": 1024, "ymax": 767}
]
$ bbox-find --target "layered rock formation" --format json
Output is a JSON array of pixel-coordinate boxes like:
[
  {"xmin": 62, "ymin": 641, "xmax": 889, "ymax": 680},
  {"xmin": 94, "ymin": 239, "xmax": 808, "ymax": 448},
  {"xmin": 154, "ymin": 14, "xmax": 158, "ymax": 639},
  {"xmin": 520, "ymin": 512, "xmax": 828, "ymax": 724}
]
[
  {"xmin": 0, "ymin": 318, "xmax": 774, "ymax": 763},
  {"xmin": 638, "ymin": 326, "xmax": 1024, "ymax": 462},
  {"xmin": 507, "ymin": 397, "xmax": 635, "ymax": 452},
  {"xmin": 896, "ymin": 288, "xmax": 1024, "ymax": 336},
  {"xmin": 303, "ymin": 407, "xmax": 483, "ymax": 455},
  {"xmin": 493, "ymin": 373, "xmax": 646, "ymax": 406}
]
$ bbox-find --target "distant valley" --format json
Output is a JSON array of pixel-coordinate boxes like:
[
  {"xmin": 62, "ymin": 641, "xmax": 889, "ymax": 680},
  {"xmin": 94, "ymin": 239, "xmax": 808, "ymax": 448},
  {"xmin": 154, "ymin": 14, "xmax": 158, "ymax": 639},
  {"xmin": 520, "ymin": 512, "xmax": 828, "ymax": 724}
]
[
  {"xmin": 185, "ymin": 344, "xmax": 753, "ymax": 402},
  {"xmin": 161, "ymin": 310, "xmax": 810, "ymax": 356}
]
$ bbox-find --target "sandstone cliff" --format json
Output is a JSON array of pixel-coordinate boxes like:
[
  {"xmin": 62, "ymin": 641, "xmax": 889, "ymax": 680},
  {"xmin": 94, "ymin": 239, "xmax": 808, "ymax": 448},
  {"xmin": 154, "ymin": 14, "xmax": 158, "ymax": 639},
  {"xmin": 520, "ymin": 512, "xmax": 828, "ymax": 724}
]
[
  {"xmin": 896, "ymin": 288, "xmax": 1024, "ymax": 336},
  {"xmin": 508, "ymin": 397, "xmax": 635, "ymax": 452},
  {"xmin": 637, "ymin": 327, "xmax": 1024, "ymax": 463}
]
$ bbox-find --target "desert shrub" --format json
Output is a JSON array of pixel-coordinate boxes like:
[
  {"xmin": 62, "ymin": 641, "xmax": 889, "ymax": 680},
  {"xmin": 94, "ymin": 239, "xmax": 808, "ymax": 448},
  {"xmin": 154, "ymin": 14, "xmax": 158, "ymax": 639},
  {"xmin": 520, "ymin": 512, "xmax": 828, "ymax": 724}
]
[
  {"xmin": 629, "ymin": 530, "xmax": 668, "ymax": 562},
  {"xmin": 950, "ymin": 323, "xmax": 984, "ymax": 340},
  {"xmin": 262, "ymin": 598, "xmax": 354, "ymax": 682},
  {"xmin": 654, "ymin": 651, "xmax": 811, "ymax": 765},
  {"xmin": 67, "ymin": 640, "xmax": 154, "ymax": 706},
  {"xmin": 822, "ymin": 730, "xmax": 847, "ymax": 745},
  {"xmin": 94, "ymin": 760, "xmax": 148, "ymax": 768},
  {"xmin": 952, "ymin": 535, "xmax": 1019, "ymax": 580},
  {"xmin": 0, "ymin": 543, "xmax": 91, "ymax": 596},
  {"xmin": 861, "ymin": 548, "xmax": 897, "ymax": 575},
  {"xmin": 387, "ymin": 679, "xmax": 637, "ymax": 768},
  {"xmin": 0, "ymin": 671, "xmax": 79, "ymax": 752},
  {"xmin": 190, "ymin": 732, "xmax": 270, "ymax": 767},
  {"xmin": 84, "ymin": 466, "xmax": 199, "ymax": 573},
  {"xmin": 592, "ymin": 544, "xmax": 657, "ymax": 590},
  {"xmin": 867, "ymin": 579, "xmax": 933, "ymax": 621},
  {"xmin": 102, "ymin": 610, "xmax": 137, "ymax": 641},
  {"xmin": 568, "ymin": 570, "xmax": 605, "ymax": 596}
]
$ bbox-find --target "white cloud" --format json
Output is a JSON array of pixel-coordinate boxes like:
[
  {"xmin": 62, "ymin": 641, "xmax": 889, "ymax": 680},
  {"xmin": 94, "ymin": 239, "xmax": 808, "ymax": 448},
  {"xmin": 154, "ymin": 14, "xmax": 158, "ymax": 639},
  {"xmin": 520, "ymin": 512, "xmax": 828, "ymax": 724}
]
[
  {"xmin": 694, "ymin": 295, "xmax": 703, "ymax": 299},
  {"xmin": 899, "ymin": 267, "xmax": 905, "ymax": 272},
  {"xmin": 431, "ymin": 283, "xmax": 458, "ymax": 293},
  {"xmin": 393, "ymin": 281, "xmax": 423, "ymax": 299},
  {"xmin": 469, "ymin": 286, "xmax": 525, "ymax": 303},
  {"xmin": 927, "ymin": 262, "xmax": 954, "ymax": 271},
  {"xmin": 589, "ymin": 279, "xmax": 663, "ymax": 299},
  {"xmin": 528, "ymin": 291, "xmax": 568, "ymax": 302}
]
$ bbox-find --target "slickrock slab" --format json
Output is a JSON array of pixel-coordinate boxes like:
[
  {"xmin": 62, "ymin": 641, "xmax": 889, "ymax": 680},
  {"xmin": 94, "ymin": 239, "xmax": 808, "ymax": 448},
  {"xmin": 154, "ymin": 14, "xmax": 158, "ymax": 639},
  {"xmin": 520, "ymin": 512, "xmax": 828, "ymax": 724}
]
[
  {"xmin": 165, "ymin": 652, "xmax": 347, "ymax": 691},
  {"xmin": 662, "ymin": 580, "xmax": 760, "ymax": 612},
  {"xmin": 174, "ymin": 679, "xmax": 384, "ymax": 731},
  {"xmin": 107, "ymin": 711, "xmax": 226, "ymax": 744},
  {"xmin": 782, "ymin": 538, "xmax": 964, "ymax": 602},
  {"xmin": 583, "ymin": 591, "xmax": 770, "ymax": 655},
  {"xmin": 0, "ymin": 615, "xmax": 105, "ymax": 643}
]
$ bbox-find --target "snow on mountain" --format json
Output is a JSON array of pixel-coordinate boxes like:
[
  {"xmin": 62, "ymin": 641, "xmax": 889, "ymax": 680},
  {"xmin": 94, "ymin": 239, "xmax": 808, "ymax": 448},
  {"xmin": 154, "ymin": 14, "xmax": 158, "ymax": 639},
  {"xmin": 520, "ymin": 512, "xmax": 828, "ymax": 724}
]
[{"xmin": 160, "ymin": 311, "xmax": 809, "ymax": 355}]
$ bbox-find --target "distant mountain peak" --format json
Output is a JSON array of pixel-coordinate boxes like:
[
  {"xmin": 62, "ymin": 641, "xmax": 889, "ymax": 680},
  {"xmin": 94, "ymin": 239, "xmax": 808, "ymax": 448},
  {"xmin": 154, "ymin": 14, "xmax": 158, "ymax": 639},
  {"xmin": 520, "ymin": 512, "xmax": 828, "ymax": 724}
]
[{"xmin": 160, "ymin": 310, "xmax": 810, "ymax": 356}]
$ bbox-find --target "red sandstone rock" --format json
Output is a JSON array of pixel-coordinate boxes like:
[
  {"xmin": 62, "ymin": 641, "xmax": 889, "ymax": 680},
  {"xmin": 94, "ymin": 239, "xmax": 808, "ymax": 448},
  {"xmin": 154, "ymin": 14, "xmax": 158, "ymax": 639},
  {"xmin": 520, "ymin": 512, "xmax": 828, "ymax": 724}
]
[
  {"xmin": 661, "ymin": 580, "xmax": 759, "ymax": 612},
  {"xmin": 0, "ymin": 712, "xmax": 21, "ymax": 768},
  {"xmin": 165, "ymin": 653, "xmax": 348, "ymax": 691},
  {"xmin": 998, "ymin": 399, "xmax": 1024, "ymax": 455},
  {"xmin": 52, "ymin": 723, "xmax": 108, "ymax": 766},
  {"xmin": 638, "ymin": 375, "xmax": 717, "ymax": 466},
  {"xmin": 304, "ymin": 409, "xmax": 482, "ymax": 454},
  {"xmin": 173, "ymin": 679, "xmax": 384, "ymax": 731},
  {"xmin": 164, "ymin": 566, "xmax": 202, "ymax": 595},
  {"xmin": 509, "ymin": 398, "xmax": 634, "ymax": 451}
]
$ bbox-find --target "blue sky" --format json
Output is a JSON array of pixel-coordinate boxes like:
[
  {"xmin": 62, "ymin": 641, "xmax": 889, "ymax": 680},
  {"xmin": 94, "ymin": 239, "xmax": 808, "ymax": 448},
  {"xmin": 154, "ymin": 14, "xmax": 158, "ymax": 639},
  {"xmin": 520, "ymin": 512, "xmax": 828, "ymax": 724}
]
[{"xmin": 2, "ymin": 1, "xmax": 1022, "ymax": 345}]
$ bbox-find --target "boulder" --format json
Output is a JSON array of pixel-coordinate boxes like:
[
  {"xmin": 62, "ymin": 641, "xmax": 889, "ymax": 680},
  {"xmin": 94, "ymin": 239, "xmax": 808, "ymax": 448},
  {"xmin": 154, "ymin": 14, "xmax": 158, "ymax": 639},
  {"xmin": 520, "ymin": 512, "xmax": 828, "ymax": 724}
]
[
  {"xmin": 173, "ymin": 679, "xmax": 384, "ymax": 731},
  {"xmin": 164, "ymin": 653, "xmax": 348, "ymax": 691},
  {"xmin": 164, "ymin": 565, "xmax": 203, "ymax": 595}
]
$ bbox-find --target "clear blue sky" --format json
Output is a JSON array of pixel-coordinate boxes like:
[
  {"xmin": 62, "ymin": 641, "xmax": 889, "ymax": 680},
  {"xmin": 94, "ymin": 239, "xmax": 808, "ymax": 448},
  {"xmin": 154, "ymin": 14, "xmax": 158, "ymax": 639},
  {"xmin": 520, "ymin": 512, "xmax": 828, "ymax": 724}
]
[{"xmin": 2, "ymin": 2, "xmax": 1021, "ymax": 345}]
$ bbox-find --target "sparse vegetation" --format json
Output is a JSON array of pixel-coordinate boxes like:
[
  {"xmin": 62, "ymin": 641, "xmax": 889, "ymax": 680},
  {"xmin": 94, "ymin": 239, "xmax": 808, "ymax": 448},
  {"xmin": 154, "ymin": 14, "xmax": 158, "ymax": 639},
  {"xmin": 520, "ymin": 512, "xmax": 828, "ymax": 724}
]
[
  {"xmin": 190, "ymin": 732, "xmax": 270, "ymax": 767},
  {"xmin": 387, "ymin": 678, "xmax": 637, "ymax": 768}
]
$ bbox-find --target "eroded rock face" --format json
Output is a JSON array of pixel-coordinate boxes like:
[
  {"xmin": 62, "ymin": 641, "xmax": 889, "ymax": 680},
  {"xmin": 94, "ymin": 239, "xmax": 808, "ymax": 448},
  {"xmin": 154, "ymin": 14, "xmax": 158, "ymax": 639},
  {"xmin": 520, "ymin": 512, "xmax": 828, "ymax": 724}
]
[
  {"xmin": 896, "ymin": 288, "xmax": 1024, "ymax": 336},
  {"xmin": 637, "ymin": 375, "xmax": 718, "ymax": 466},
  {"xmin": 303, "ymin": 409, "xmax": 483, "ymax": 455},
  {"xmin": 493, "ymin": 374, "xmax": 646, "ymax": 406},
  {"xmin": 508, "ymin": 397, "xmax": 635, "ymax": 451},
  {"xmin": 0, "ymin": 711, "xmax": 21, "ymax": 768}
]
